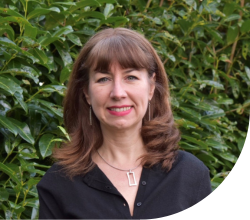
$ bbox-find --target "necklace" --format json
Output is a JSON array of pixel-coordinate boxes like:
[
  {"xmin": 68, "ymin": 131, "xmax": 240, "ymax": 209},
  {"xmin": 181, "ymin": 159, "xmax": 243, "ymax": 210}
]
[{"xmin": 97, "ymin": 150, "xmax": 140, "ymax": 187}]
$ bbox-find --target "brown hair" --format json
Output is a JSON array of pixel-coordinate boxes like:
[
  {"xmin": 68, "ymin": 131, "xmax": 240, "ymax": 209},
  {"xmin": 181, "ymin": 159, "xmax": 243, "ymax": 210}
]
[{"xmin": 52, "ymin": 28, "xmax": 180, "ymax": 178}]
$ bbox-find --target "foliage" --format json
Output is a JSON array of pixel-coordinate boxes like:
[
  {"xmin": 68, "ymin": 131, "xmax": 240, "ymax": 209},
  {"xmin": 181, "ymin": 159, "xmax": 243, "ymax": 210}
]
[{"xmin": 0, "ymin": 0, "xmax": 249, "ymax": 219}]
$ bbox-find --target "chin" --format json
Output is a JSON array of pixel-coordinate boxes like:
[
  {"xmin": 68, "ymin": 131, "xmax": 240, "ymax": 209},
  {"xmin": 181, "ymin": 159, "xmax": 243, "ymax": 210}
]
[
  {"xmin": 110, "ymin": 120, "xmax": 142, "ymax": 131},
  {"xmin": 111, "ymin": 122, "xmax": 130, "ymax": 130}
]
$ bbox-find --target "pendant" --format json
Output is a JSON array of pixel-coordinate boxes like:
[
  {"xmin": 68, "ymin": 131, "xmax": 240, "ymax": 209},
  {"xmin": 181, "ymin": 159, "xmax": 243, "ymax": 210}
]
[{"xmin": 127, "ymin": 170, "xmax": 137, "ymax": 186}]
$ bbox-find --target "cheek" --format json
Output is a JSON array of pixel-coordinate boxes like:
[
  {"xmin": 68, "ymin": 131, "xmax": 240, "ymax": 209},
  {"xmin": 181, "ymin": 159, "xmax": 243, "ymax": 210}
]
[{"xmin": 89, "ymin": 86, "xmax": 108, "ymax": 107}]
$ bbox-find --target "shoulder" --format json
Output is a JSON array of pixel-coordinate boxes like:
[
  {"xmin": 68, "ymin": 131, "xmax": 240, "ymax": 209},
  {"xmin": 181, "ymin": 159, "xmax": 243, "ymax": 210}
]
[
  {"xmin": 37, "ymin": 163, "xmax": 71, "ymax": 190},
  {"xmin": 175, "ymin": 150, "xmax": 208, "ymax": 170},
  {"xmin": 170, "ymin": 150, "xmax": 210, "ymax": 176}
]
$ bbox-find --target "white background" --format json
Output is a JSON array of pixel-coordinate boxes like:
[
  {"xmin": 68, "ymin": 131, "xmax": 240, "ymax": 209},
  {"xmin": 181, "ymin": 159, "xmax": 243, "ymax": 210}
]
[{"xmin": 161, "ymin": 117, "xmax": 250, "ymax": 220}]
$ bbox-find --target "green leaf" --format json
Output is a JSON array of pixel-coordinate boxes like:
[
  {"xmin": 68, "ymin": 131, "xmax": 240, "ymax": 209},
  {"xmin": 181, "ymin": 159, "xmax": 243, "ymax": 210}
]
[
  {"xmin": 217, "ymin": 99, "xmax": 234, "ymax": 105},
  {"xmin": 29, "ymin": 109, "xmax": 42, "ymax": 137},
  {"xmin": 182, "ymin": 135, "xmax": 208, "ymax": 149},
  {"xmin": 245, "ymin": 66, "xmax": 250, "ymax": 81},
  {"xmin": 206, "ymin": 139, "xmax": 228, "ymax": 151},
  {"xmin": 39, "ymin": 134, "xmax": 55, "ymax": 159},
  {"xmin": 52, "ymin": 25, "xmax": 74, "ymax": 38},
  {"xmin": 179, "ymin": 141, "xmax": 200, "ymax": 150},
  {"xmin": 7, "ymin": 118, "xmax": 35, "ymax": 144},
  {"xmin": 241, "ymin": 20, "xmax": 250, "ymax": 34},
  {"xmin": 0, "ymin": 23, "xmax": 15, "ymax": 41},
  {"xmin": 242, "ymin": 41, "xmax": 249, "ymax": 60},
  {"xmin": 51, "ymin": 2, "xmax": 76, "ymax": 6},
  {"xmin": 0, "ymin": 115, "xmax": 18, "ymax": 136},
  {"xmin": 67, "ymin": 33, "xmax": 82, "ymax": 46},
  {"xmin": 0, "ymin": 8, "xmax": 24, "ymax": 17},
  {"xmin": 104, "ymin": 3, "xmax": 114, "ymax": 19},
  {"xmin": 60, "ymin": 66, "xmax": 71, "ymax": 83},
  {"xmin": 218, "ymin": 152, "xmax": 237, "ymax": 163},
  {"xmin": 0, "ymin": 188, "xmax": 9, "ymax": 201},
  {"xmin": 175, "ymin": 118, "xmax": 199, "ymax": 129},
  {"xmin": 196, "ymin": 151, "xmax": 218, "ymax": 163},
  {"xmin": 58, "ymin": 126, "xmax": 70, "ymax": 141},
  {"xmin": 54, "ymin": 41, "xmax": 73, "ymax": 66},
  {"xmin": 9, "ymin": 201, "xmax": 25, "ymax": 213},
  {"xmin": 237, "ymin": 137, "xmax": 245, "ymax": 152},
  {"xmin": 34, "ymin": 98, "xmax": 63, "ymax": 118},
  {"xmin": 224, "ymin": 14, "xmax": 241, "ymax": 22},
  {"xmin": 18, "ymin": 143, "xmax": 39, "ymax": 160},
  {"xmin": 0, "ymin": 163, "xmax": 21, "ymax": 184},
  {"xmin": 28, "ymin": 48, "xmax": 48, "ymax": 65},
  {"xmin": 223, "ymin": 3, "xmax": 236, "ymax": 16},
  {"xmin": 0, "ymin": 100, "xmax": 11, "ymax": 116},
  {"xmin": 0, "ymin": 76, "xmax": 23, "ymax": 95},
  {"xmin": 27, "ymin": 178, "xmax": 40, "ymax": 189},
  {"xmin": 40, "ymin": 85, "xmax": 67, "ymax": 96},
  {"xmin": 23, "ymin": 198, "xmax": 39, "ymax": 209},
  {"xmin": 39, "ymin": 36, "xmax": 60, "ymax": 46},
  {"xmin": 0, "ymin": 16, "xmax": 31, "ymax": 27},
  {"xmin": 78, "ymin": 11, "xmax": 105, "ymax": 20},
  {"xmin": 243, "ymin": 99, "xmax": 250, "ymax": 108},
  {"xmin": 0, "ymin": 66, "xmax": 40, "ymax": 83},
  {"xmin": 219, "ymin": 54, "xmax": 231, "ymax": 63},
  {"xmin": 14, "ymin": 92, "xmax": 28, "ymax": 113},
  {"xmin": 24, "ymin": 25, "xmax": 37, "ymax": 39},
  {"xmin": 44, "ymin": 12, "xmax": 65, "ymax": 30},
  {"xmin": 199, "ymin": 80, "xmax": 224, "ymax": 90},
  {"xmin": 0, "ymin": 37, "xmax": 39, "ymax": 63},
  {"xmin": 178, "ymin": 19, "xmax": 193, "ymax": 33},
  {"xmin": 154, "ymin": 31, "xmax": 182, "ymax": 48},
  {"xmin": 227, "ymin": 26, "xmax": 239, "ymax": 45},
  {"xmin": 27, "ymin": 7, "xmax": 60, "ymax": 20},
  {"xmin": 102, "ymin": 16, "xmax": 129, "ymax": 25},
  {"xmin": 70, "ymin": 0, "xmax": 101, "ymax": 13},
  {"xmin": 206, "ymin": 28, "xmax": 223, "ymax": 43},
  {"xmin": 180, "ymin": 107, "xmax": 201, "ymax": 119}
]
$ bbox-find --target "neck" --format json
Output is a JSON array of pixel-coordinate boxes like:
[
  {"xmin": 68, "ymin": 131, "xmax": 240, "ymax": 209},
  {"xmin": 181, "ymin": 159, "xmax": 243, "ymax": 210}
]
[{"xmin": 97, "ymin": 124, "xmax": 145, "ymax": 168}]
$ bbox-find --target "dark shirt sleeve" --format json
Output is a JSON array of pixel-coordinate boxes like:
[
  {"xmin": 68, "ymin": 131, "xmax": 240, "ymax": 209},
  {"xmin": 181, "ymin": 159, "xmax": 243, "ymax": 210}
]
[
  {"xmin": 37, "ymin": 164, "xmax": 65, "ymax": 219},
  {"xmin": 195, "ymin": 165, "xmax": 212, "ymax": 203},
  {"xmin": 37, "ymin": 184, "xmax": 63, "ymax": 219}
]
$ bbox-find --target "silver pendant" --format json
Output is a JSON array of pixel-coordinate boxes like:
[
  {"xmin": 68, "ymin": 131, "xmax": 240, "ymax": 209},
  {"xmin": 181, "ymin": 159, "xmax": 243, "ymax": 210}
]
[{"xmin": 127, "ymin": 170, "xmax": 137, "ymax": 186}]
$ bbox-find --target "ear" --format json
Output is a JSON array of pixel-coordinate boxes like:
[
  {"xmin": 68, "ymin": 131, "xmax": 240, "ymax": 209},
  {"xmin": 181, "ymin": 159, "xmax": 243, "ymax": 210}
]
[
  {"xmin": 149, "ymin": 73, "xmax": 156, "ymax": 100},
  {"xmin": 83, "ymin": 88, "xmax": 91, "ymax": 105}
]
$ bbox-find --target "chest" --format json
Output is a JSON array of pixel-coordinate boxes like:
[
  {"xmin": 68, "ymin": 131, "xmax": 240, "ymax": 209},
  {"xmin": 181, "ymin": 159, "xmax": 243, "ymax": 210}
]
[{"xmin": 98, "ymin": 166, "xmax": 143, "ymax": 215}]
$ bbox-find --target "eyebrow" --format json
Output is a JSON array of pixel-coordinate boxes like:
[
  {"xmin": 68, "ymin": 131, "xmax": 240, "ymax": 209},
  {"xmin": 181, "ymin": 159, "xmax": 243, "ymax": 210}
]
[{"xmin": 94, "ymin": 68, "xmax": 136, "ymax": 74}]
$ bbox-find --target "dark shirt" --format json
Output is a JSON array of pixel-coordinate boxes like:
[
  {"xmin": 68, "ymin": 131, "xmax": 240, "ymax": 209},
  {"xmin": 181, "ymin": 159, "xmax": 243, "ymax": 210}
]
[{"xmin": 37, "ymin": 150, "xmax": 212, "ymax": 219}]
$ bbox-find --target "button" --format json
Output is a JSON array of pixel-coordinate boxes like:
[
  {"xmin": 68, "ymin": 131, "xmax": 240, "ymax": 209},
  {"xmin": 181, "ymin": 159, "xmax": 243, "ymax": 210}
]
[
  {"xmin": 105, "ymin": 186, "xmax": 112, "ymax": 189},
  {"xmin": 142, "ymin": 181, "xmax": 146, "ymax": 185},
  {"xmin": 137, "ymin": 202, "xmax": 142, "ymax": 207},
  {"xmin": 123, "ymin": 203, "xmax": 126, "ymax": 206}
]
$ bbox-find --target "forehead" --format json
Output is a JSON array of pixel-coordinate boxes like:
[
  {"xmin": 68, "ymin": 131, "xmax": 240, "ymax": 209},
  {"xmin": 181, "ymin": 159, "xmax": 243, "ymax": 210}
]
[{"xmin": 85, "ymin": 34, "xmax": 154, "ymax": 75}]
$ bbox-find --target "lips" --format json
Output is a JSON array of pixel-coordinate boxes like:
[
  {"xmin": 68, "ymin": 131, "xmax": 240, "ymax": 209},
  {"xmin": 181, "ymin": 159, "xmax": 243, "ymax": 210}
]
[{"xmin": 107, "ymin": 105, "xmax": 133, "ymax": 116}]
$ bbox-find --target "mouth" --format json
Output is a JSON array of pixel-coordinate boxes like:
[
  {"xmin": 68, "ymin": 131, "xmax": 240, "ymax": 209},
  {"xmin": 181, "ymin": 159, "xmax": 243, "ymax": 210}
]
[{"xmin": 108, "ymin": 106, "xmax": 133, "ymax": 112}]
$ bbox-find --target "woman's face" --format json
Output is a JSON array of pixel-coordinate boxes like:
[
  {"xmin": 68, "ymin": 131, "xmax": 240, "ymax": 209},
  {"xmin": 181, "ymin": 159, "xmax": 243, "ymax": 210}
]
[{"xmin": 84, "ymin": 63, "xmax": 155, "ymax": 130}]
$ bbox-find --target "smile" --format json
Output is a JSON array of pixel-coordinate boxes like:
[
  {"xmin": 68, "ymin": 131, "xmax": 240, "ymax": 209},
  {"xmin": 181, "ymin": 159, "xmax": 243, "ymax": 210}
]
[
  {"xmin": 107, "ymin": 106, "xmax": 133, "ymax": 116},
  {"xmin": 109, "ymin": 107, "xmax": 132, "ymax": 112}
]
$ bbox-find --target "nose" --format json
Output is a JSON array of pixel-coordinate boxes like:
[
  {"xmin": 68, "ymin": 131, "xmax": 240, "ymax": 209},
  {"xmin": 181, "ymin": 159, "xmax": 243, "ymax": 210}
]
[{"xmin": 110, "ymin": 80, "xmax": 127, "ymax": 100}]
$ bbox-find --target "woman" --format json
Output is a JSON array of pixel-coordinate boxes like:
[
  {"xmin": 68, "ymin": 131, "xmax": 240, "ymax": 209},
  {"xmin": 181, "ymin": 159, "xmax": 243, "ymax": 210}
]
[{"xmin": 37, "ymin": 28, "xmax": 211, "ymax": 219}]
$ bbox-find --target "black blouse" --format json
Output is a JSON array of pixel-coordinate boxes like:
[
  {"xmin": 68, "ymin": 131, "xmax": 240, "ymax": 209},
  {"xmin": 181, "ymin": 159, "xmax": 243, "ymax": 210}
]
[{"xmin": 37, "ymin": 150, "xmax": 212, "ymax": 219}]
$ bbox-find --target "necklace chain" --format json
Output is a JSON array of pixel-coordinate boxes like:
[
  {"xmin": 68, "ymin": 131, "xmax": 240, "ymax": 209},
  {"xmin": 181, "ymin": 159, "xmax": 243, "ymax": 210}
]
[{"xmin": 97, "ymin": 150, "xmax": 141, "ymax": 172}]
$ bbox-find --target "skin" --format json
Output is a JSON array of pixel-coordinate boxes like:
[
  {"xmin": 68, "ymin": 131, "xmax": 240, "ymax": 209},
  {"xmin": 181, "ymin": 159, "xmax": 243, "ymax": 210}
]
[{"xmin": 84, "ymin": 62, "xmax": 155, "ymax": 216}]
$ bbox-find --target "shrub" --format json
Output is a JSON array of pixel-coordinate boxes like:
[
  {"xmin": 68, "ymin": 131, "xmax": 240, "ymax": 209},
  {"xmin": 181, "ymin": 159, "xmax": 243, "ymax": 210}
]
[{"xmin": 0, "ymin": 0, "xmax": 249, "ymax": 219}]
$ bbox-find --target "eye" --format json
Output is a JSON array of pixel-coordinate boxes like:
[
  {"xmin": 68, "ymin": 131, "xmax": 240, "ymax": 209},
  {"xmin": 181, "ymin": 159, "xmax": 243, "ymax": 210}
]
[
  {"xmin": 127, "ymin": 76, "xmax": 138, "ymax": 81},
  {"xmin": 97, "ymin": 77, "xmax": 110, "ymax": 83}
]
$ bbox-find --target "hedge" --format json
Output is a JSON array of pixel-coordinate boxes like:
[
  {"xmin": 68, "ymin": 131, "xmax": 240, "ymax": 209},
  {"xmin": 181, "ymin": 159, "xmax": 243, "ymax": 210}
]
[{"xmin": 0, "ymin": 0, "xmax": 249, "ymax": 219}]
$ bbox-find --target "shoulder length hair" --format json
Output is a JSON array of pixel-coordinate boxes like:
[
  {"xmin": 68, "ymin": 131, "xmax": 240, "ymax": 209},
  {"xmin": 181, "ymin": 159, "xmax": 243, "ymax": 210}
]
[{"xmin": 53, "ymin": 28, "xmax": 180, "ymax": 179}]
